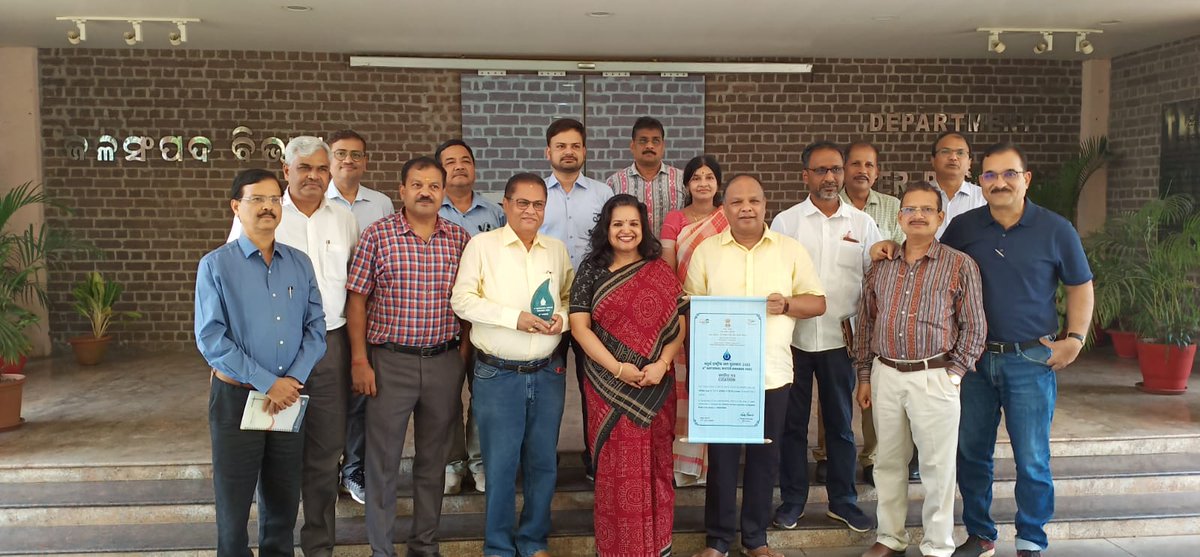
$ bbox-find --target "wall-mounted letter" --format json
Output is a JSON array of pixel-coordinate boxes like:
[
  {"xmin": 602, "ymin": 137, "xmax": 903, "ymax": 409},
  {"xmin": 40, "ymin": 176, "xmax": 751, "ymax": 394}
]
[
  {"xmin": 97, "ymin": 135, "xmax": 118, "ymax": 162},
  {"xmin": 65, "ymin": 136, "xmax": 89, "ymax": 161},
  {"xmin": 188, "ymin": 136, "xmax": 213, "ymax": 162},
  {"xmin": 160, "ymin": 136, "xmax": 184, "ymax": 162},
  {"xmin": 231, "ymin": 126, "xmax": 255, "ymax": 160}
]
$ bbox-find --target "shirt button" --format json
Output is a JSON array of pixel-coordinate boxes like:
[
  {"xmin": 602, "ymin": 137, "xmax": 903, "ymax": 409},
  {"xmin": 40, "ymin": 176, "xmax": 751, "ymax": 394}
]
[
  {"xmin": 278, "ymin": 366, "xmax": 284, "ymax": 371},
  {"xmin": 272, "ymin": 293, "xmax": 277, "ymax": 298},
  {"xmin": 276, "ymin": 316, "xmax": 281, "ymax": 321},
  {"xmin": 279, "ymin": 340, "xmax": 284, "ymax": 345}
]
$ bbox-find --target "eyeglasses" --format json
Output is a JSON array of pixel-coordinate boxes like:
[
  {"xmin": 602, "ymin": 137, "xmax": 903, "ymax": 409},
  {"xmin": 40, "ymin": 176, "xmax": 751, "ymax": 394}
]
[
  {"xmin": 240, "ymin": 195, "xmax": 283, "ymax": 206},
  {"xmin": 899, "ymin": 206, "xmax": 939, "ymax": 216},
  {"xmin": 979, "ymin": 169, "xmax": 1026, "ymax": 184},
  {"xmin": 635, "ymin": 137, "xmax": 663, "ymax": 146},
  {"xmin": 333, "ymin": 149, "xmax": 366, "ymax": 162},
  {"xmin": 806, "ymin": 166, "xmax": 845, "ymax": 177},
  {"xmin": 506, "ymin": 198, "xmax": 546, "ymax": 211},
  {"xmin": 936, "ymin": 148, "xmax": 969, "ymax": 158}
]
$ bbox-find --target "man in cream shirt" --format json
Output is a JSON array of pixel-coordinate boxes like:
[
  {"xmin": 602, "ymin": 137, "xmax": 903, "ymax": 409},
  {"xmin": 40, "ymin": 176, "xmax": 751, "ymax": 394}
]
[
  {"xmin": 226, "ymin": 136, "xmax": 358, "ymax": 557},
  {"xmin": 685, "ymin": 174, "xmax": 825, "ymax": 557},
  {"xmin": 451, "ymin": 172, "xmax": 574, "ymax": 557}
]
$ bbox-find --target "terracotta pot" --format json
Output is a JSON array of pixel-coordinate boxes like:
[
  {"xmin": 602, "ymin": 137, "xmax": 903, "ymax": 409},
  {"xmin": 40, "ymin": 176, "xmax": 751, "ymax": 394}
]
[
  {"xmin": 1107, "ymin": 330, "xmax": 1139, "ymax": 359},
  {"xmin": 0, "ymin": 373, "xmax": 26, "ymax": 432},
  {"xmin": 1135, "ymin": 341, "xmax": 1196, "ymax": 394},
  {"xmin": 0, "ymin": 355, "xmax": 27, "ymax": 374},
  {"xmin": 68, "ymin": 335, "xmax": 112, "ymax": 366}
]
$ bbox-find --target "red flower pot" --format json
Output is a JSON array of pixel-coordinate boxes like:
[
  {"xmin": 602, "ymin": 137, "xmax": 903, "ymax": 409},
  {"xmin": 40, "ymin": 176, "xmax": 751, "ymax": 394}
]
[
  {"xmin": 1135, "ymin": 341, "xmax": 1196, "ymax": 394},
  {"xmin": 1107, "ymin": 330, "xmax": 1139, "ymax": 359},
  {"xmin": 0, "ymin": 355, "xmax": 27, "ymax": 374}
]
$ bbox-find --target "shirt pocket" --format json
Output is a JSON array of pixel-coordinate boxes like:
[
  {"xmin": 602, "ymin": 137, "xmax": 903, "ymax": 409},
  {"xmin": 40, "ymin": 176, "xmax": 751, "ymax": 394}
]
[
  {"xmin": 836, "ymin": 239, "xmax": 865, "ymax": 271},
  {"xmin": 324, "ymin": 242, "xmax": 351, "ymax": 284}
]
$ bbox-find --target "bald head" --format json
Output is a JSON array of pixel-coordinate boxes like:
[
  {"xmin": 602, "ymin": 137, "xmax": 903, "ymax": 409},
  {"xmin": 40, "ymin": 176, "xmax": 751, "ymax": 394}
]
[{"xmin": 723, "ymin": 174, "xmax": 767, "ymax": 242}]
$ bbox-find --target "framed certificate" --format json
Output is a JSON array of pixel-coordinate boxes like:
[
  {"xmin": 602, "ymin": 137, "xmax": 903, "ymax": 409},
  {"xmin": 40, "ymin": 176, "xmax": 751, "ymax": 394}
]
[{"xmin": 686, "ymin": 296, "xmax": 767, "ymax": 444}]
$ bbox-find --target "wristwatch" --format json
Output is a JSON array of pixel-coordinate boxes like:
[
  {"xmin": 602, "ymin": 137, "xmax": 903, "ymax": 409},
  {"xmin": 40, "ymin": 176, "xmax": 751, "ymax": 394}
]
[
  {"xmin": 948, "ymin": 373, "xmax": 962, "ymax": 386},
  {"xmin": 1066, "ymin": 332, "xmax": 1086, "ymax": 345}
]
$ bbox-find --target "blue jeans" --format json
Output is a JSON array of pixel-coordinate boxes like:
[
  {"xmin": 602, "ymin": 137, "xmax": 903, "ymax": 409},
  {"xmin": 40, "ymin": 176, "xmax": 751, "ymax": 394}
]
[
  {"xmin": 957, "ymin": 343, "xmax": 1056, "ymax": 552},
  {"xmin": 779, "ymin": 347, "xmax": 859, "ymax": 508},
  {"xmin": 473, "ymin": 355, "xmax": 566, "ymax": 557}
]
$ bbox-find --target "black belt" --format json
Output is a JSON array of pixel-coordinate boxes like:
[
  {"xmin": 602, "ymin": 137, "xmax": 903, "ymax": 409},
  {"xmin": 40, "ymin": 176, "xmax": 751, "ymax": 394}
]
[
  {"xmin": 878, "ymin": 354, "xmax": 951, "ymax": 372},
  {"xmin": 476, "ymin": 351, "xmax": 550, "ymax": 374},
  {"xmin": 374, "ymin": 339, "xmax": 460, "ymax": 358},
  {"xmin": 985, "ymin": 338, "xmax": 1048, "ymax": 354}
]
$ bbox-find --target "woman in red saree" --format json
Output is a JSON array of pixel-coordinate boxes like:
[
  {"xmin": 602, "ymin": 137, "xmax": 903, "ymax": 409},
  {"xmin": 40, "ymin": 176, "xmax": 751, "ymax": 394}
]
[
  {"xmin": 660, "ymin": 156, "xmax": 728, "ymax": 486},
  {"xmin": 570, "ymin": 194, "xmax": 686, "ymax": 557}
]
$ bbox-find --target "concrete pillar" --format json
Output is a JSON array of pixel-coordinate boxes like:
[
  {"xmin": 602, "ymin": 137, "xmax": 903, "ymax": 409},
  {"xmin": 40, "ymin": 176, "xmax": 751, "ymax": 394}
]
[
  {"xmin": 1077, "ymin": 59, "xmax": 1111, "ymax": 235},
  {"xmin": 0, "ymin": 47, "xmax": 50, "ymax": 357}
]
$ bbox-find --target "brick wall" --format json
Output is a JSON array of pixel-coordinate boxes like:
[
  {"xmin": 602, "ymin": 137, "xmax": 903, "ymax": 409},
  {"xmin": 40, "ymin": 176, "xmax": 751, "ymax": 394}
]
[
  {"xmin": 39, "ymin": 49, "xmax": 460, "ymax": 346},
  {"xmin": 583, "ymin": 75, "xmax": 705, "ymax": 181},
  {"xmin": 1109, "ymin": 34, "xmax": 1200, "ymax": 213},
  {"xmin": 705, "ymin": 58, "xmax": 1083, "ymax": 217}
]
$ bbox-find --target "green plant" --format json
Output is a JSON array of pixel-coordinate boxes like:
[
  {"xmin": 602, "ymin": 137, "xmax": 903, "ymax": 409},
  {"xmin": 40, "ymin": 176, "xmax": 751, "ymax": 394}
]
[
  {"xmin": 1087, "ymin": 194, "xmax": 1200, "ymax": 346},
  {"xmin": 71, "ymin": 272, "xmax": 141, "ymax": 339},
  {"xmin": 1029, "ymin": 135, "xmax": 1111, "ymax": 225},
  {"xmin": 0, "ymin": 183, "xmax": 76, "ymax": 365}
]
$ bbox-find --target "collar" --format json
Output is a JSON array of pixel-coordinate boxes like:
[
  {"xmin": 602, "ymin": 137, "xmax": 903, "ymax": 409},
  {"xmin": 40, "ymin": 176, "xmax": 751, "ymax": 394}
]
[
  {"xmin": 901, "ymin": 240, "xmax": 944, "ymax": 260},
  {"xmin": 235, "ymin": 234, "xmax": 284, "ymax": 260},
  {"xmin": 395, "ymin": 209, "xmax": 452, "ymax": 236},
  {"xmin": 717, "ymin": 225, "xmax": 775, "ymax": 251},
  {"xmin": 325, "ymin": 181, "xmax": 374, "ymax": 204},
  {"xmin": 500, "ymin": 224, "xmax": 546, "ymax": 249},
  {"xmin": 839, "ymin": 188, "xmax": 880, "ymax": 207},
  {"xmin": 546, "ymin": 173, "xmax": 593, "ymax": 191},
  {"xmin": 981, "ymin": 198, "xmax": 1041, "ymax": 228},
  {"xmin": 626, "ymin": 163, "xmax": 667, "ymax": 179},
  {"xmin": 441, "ymin": 192, "xmax": 489, "ymax": 214},
  {"xmin": 797, "ymin": 196, "xmax": 851, "ymax": 218},
  {"xmin": 282, "ymin": 189, "xmax": 330, "ymax": 214}
]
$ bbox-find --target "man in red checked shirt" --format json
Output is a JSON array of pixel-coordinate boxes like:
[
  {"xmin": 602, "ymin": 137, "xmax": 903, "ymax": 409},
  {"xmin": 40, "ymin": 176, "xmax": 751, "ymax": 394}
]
[
  {"xmin": 344, "ymin": 156, "xmax": 471, "ymax": 557},
  {"xmin": 853, "ymin": 181, "xmax": 987, "ymax": 557}
]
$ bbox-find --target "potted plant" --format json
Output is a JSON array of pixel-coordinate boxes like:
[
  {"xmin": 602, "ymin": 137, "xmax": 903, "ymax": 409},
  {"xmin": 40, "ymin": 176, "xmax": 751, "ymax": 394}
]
[
  {"xmin": 0, "ymin": 182, "xmax": 75, "ymax": 430},
  {"xmin": 68, "ymin": 271, "xmax": 141, "ymax": 365}
]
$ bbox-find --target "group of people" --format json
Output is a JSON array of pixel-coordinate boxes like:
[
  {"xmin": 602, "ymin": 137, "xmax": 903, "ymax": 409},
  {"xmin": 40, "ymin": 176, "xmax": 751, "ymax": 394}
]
[{"xmin": 195, "ymin": 115, "xmax": 1094, "ymax": 557}]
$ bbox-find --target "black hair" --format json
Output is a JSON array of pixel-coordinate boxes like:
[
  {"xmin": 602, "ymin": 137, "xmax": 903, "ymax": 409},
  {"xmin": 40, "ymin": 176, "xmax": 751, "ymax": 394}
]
[
  {"xmin": 843, "ymin": 141, "xmax": 880, "ymax": 162},
  {"xmin": 503, "ymin": 172, "xmax": 548, "ymax": 198},
  {"xmin": 401, "ymin": 156, "xmax": 447, "ymax": 184},
  {"xmin": 682, "ymin": 155, "xmax": 724, "ymax": 206},
  {"xmin": 434, "ymin": 139, "xmax": 475, "ymax": 165},
  {"xmin": 546, "ymin": 118, "xmax": 587, "ymax": 146},
  {"xmin": 327, "ymin": 129, "xmax": 368, "ymax": 151},
  {"xmin": 801, "ymin": 140, "xmax": 843, "ymax": 168},
  {"xmin": 630, "ymin": 116, "xmax": 665, "ymax": 139},
  {"xmin": 581, "ymin": 194, "xmax": 663, "ymax": 269},
  {"xmin": 902, "ymin": 181, "xmax": 944, "ymax": 213},
  {"xmin": 930, "ymin": 131, "xmax": 973, "ymax": 157},
  {"xmin": 230, "ymin": 168, "xmax": 284, "ymax": 200},
  {"xmin": 980, "ymin": 141, "xmax": 1029, "ymax": 172}
]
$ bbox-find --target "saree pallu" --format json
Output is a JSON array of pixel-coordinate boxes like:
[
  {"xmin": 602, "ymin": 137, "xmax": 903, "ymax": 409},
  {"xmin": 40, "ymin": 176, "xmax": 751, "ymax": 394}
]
[
  {"xmin": 584, "ymin": 258, "xmax": 684, "ymax": 557},
  {"xmin": 671, "ymin": 210, "xmax": 729, "ymax": 486}
]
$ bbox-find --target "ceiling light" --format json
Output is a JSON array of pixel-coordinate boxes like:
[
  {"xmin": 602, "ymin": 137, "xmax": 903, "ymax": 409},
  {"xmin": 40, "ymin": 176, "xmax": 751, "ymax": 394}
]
[
  {"xmin": 66, "ymin": 19, "xmax": 86, "ymax": 44},
  {"xmin": 123, "ymin": 20, "xmax": 143, "ymax": 45},
  {"xmin": 1098, "ymin": 20, "xmax": 1121, "ymax": 26},
  {"xmin": 587, "ymin": 11, "xmax": 613, "ymax": 17},
  {"xmin": 987, "ymin": 31, "xmax": 1006, "ymax": 54},
  {"xmin": 872, "ymin": 15, "xmax": 896, "ymax": 22},
  {"xmin": 1033, "ymin": 31, "xmax": 1053, "ymax": 54},
  {"xmin": 282, "ymin": 5, "xmax": 312, "ymax": 11},
  {"xmin": 168, "ymin": 20, "xmax": 188, "ymax": 45},
  {"xmin": 1075, "ymin": 32, "xmax": 1094, "ymax": 54}
]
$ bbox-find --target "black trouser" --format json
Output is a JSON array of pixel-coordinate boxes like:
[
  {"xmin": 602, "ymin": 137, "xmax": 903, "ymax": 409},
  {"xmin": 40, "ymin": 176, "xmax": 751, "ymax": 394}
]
[
  {"xmin": 562, "ymin": 337, "xmax": 591, "ymax": 475},
  {"xmin": 703, "ymin": 386, "xmax": 789, "ymax": 553},
  {"xmin": 779, "ymin": 347, "xmax": 860, "ymax": 508},
  {"xmin": 209, "ymin": 379, "xmax": 304, "ymax": 557},
  {"xmin": 300, "ymin": 327, "xmax": 350, "ymax": 557}
]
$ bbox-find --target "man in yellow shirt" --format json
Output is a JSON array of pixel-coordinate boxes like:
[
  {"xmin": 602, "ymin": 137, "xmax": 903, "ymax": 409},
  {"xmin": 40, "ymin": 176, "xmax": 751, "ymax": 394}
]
[
  {"xmin": 684, "ymin": 174, "xmax": 826, "ymax": 557},
  {"xmin": 451, "ymin": 172, "xmax": 575, "ymax": 557}
]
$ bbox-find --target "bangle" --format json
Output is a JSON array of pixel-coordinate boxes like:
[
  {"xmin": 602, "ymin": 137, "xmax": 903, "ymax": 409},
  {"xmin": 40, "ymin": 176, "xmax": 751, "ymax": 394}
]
[{"xmin": 614, "ymin": 363, "xmax": 625, "ymax": 379}]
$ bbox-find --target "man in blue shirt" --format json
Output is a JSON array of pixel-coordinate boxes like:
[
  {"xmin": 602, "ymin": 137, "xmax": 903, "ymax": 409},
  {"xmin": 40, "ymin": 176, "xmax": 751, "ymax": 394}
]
[
  {"xmin": 435, "ymin": 138, "xmax": 506, "ymax": 496},
  {"xmin": 195, "ymin": 168, "xmax": 326, "ymax": 557},
  {"xmin": 540, "ymin": 117, "xmax": 613, "ymax": 480},
  {"xmin": 942, "ymin": 143, "xmax": 1094, "ymax": 557}
]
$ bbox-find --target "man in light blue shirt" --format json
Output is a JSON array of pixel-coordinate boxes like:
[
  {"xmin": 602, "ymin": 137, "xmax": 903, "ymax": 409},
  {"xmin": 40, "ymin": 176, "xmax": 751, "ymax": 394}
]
[
  {"xmin": 930, "ymin": 131, "xmax": 986, "ymax": 239},
  {"xmin": 541, "ymin": 118, "xmax": 613, "ymax": 269},
  {"xmin": 325, "ymin": 129, "xmax": 395, "ymax": 233},
  {"xmin": 195, "ymin": 168, "xmax": 326, "ymax": 557},
  {"xmin": 540, "ymin": 117, "xmax": 613, "ymax": 480},
  {"xmin": 437, "ymin": 139, "xmax": 506, "ymax": 237}
]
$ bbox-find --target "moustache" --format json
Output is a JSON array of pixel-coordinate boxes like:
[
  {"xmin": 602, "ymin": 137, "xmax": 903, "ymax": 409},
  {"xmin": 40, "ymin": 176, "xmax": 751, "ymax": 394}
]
[
  {"xmin": 415, "ymin": 196, "xmax": 434, "ymax": 203},
  {"xmin": 642, "ymin": 150, "xmax": 655, "ymax": 155},
  {"xmin": 257, "ymin": 211, "xmax": 276, "ymax": 218}
]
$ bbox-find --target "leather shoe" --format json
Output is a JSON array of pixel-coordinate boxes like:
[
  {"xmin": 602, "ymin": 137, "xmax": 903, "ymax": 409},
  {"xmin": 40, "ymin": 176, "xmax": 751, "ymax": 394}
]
[
  {"xmin": 690, "ymin": 549, "xmax": 727, "ymax": 557},
  {"xmin": 908, "ymin": 458, "xmax": 920, "ymax": 481},
  {"xmin": 741, "ymin": 546, "xmax": 783, "ymax": 557},
  {"xmin": 860, "ymin": 542, "xmax": 904, "ymax": 557}
]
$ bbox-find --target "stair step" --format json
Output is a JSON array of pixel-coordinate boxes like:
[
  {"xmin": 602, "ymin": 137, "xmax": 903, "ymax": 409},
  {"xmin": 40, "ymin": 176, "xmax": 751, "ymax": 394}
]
[
  {"xmin": 3, "ymin": 454, "xmax": 1199, "ymax": 527},
  {"xmin": 3, "ymin": 491, "xmax": 1200, "ymax": 555}
]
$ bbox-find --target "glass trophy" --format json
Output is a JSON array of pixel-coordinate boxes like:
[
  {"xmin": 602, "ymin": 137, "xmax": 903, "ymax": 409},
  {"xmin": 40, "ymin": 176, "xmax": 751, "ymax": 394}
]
[{"xmin": 531, "ymin": 278, "xmax": 555, "ymax": 320}]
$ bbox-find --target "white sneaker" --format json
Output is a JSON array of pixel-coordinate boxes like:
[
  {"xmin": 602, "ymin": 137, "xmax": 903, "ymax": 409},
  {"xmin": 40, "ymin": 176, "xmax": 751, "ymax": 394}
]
[
  {"xmin": 472, "ymin": 470, "xmax": 486, "ymax": 493},
  {"xmin": 444, "ymin": 470, "xmax": 463, "ymax": 495}
]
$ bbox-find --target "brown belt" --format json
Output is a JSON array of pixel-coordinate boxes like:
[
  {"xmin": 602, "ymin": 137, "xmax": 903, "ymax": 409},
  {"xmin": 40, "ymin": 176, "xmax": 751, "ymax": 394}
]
[
  {"xmin": 211, "ymin": 368, "xmax": 254, "ymax": 389},
  {"xmin": 878, "ymin": 354, "xmax": 951, "ymax": 372}
]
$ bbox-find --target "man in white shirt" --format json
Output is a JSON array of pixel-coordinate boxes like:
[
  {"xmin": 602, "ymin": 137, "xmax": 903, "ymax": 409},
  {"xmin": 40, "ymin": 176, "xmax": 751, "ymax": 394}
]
[
  {"xmin": 770, "ymin": 141, "xmax": 881, "ymax": 534},
  {"xmin": 226, "ymin": 136, "xmax": 359, "ymax": 557},
  {"xmin": 930, "ymin": 131, "xmax": 986, "ymax": 239}
]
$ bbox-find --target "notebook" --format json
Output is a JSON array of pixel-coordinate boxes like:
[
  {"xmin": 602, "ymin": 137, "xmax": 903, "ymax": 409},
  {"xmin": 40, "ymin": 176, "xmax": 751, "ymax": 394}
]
[{"xmin": 239, "ymin": 392, "xmax": 309, "ymax": 432}]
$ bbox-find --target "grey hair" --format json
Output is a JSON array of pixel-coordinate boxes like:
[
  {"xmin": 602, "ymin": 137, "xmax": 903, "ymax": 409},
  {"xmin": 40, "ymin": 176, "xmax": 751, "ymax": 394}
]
[{"xmin": 283, "ymin": 136, "xmax": 332, "ymax": 164}]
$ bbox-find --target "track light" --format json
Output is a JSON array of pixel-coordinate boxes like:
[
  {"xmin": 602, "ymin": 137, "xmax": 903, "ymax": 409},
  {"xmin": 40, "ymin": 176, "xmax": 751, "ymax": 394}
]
[
  {"xmin": 987, "ymin": 31, "xmax": 1006, "ymax": 54},
  {"xmin": 168, "ymin": 20, "xmax": 188, "ymax": 45},
  {"xmin": 1075, "ymin": 32, "xmax": 1094, "ymax": 54},
  {"xmin": 1033, "ymin": 31, "xmax": 1053, "ymax": 54},
  {"xmin": 66, "ymin": 19, "xmax": 86, "ymax": 44},
  {"xmin": 123, "ymin": 20, "xmax": 142, "ymax": 45}
]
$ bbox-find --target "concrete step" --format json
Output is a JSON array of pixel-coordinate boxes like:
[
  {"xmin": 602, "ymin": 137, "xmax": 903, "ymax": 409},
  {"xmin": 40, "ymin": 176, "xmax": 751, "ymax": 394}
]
[
  {"xmin": 4, "ymin": 434, "xmax": 1199, "ymax": 484},
  {"xmin": 3, "ymin": 491, "xmax": 1200, "ymax": 556},
  {"xmin": 4, "ymin": 453, "xmax": 1199, "ymax": 527}
]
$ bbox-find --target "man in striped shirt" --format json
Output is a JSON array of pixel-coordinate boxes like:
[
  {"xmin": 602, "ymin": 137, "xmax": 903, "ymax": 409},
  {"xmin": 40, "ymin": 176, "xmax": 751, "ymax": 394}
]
[
  {"xmin": 853, "ymin": 181, "xmax": 987, "ymax": 557},
  {"xmin": 606, "ymin": 116, "xmax": 685, "ymax": 236}
]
